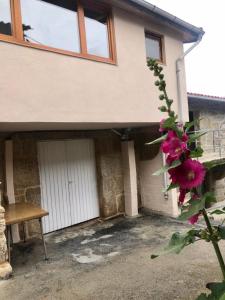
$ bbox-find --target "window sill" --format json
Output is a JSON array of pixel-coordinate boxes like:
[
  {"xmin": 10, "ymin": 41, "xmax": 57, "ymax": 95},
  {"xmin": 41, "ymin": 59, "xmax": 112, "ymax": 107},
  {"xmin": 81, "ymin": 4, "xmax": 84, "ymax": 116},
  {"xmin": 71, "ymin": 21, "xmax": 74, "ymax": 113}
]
[{"xmin": 0, "ymin": 36, "xmax": 117, "ymax": 65}]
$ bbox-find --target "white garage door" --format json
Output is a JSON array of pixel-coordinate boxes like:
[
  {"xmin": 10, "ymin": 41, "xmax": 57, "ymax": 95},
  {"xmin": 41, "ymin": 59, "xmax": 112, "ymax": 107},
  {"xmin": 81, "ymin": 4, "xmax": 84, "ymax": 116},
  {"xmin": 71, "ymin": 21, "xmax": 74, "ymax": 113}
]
[{"xmin": 38, "ymin": 139, "xmax": 99, "ymax": 233}]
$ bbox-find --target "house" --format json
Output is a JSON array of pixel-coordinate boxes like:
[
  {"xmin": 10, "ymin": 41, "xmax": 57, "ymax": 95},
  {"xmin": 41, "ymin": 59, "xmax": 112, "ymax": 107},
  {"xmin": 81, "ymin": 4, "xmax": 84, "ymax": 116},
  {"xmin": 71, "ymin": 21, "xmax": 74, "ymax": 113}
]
[
  {"xmin": 0, "ymin": 0, "xmax": 203, "ymax": 276},
  {"xmin": 188, "ymin": 92, "xmax": 225, "ymax": 202}
]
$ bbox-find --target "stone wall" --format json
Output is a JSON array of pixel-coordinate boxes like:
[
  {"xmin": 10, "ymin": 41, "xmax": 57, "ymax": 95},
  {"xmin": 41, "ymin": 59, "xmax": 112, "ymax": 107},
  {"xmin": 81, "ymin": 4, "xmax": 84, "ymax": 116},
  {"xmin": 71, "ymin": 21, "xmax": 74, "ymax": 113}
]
[
  {"xmin": 198, "ymin": 110, "xmax": 225, "ymax": 155},
  {"xmin": 0, "ymin": 205, "xmax": 12, "ymax": 279},
  {"xmin": 190, "ymin": 106, "xmax": 225, "ymax": 203},
  {"xmin": 10, "ymin": 131, "xmax": 124, "ymax": 236},
  {"xmin": 95, "ymin": 135, "xmax": 124, "ymax": 218}
]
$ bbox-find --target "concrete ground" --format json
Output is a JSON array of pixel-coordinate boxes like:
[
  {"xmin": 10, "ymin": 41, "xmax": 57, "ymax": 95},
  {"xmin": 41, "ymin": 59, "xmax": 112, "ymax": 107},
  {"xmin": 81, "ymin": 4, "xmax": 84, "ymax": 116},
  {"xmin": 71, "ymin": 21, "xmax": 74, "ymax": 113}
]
[{"xmin": 0, "ymin": 212, "xmax": 224, "ymax": 300}]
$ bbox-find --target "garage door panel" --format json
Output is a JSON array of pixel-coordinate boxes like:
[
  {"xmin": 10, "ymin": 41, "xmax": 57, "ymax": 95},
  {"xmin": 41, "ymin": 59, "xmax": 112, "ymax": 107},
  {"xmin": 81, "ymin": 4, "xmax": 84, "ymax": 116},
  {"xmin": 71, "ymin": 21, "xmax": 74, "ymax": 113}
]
[
  {"xmin": 66, "ymin": 139, "xmax": 99, "ymax": 224},
  {"xmin": 38, "ymin": 141, "xmax": 72, "ymax": 233},
  {"xmin": 38, "ymin": 139, "xmax": 99, "ymax": 234}
]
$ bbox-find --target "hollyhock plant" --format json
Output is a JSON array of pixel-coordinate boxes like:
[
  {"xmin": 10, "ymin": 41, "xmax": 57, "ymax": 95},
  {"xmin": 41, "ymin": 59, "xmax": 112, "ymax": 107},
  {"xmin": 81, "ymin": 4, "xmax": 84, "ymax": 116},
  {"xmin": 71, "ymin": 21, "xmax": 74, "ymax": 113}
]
[
  {"xmin": 147, "ymin": 58, "xmax": 225, "ymax": 299},
  {"xmin": 169, "ymin": 159, "xmax": 206, "ymax": 189},
  {"xmin": 161, "ymin": 130, "xmax": 188, "ymax": 161},
  {"xmin": 159, "ymin": 119, "xmax": 165, "ymax": 132},
  {"xmin": 178, "ymin": 188, "xmax": 187, "ymax": 205},
  {"xmin": 188, "ymin": 213, "xmax": 200, "ymax": 225}
]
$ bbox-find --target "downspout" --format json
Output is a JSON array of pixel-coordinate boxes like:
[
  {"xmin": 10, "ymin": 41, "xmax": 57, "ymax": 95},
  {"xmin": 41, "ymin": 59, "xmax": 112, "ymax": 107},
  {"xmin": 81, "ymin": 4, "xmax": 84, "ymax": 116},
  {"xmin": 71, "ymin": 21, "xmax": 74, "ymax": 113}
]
[
  {"xmin": 163, "ymin": 35, "xmax": 203, "ymax": 199},
  {"xmin": 176, "ymin": 36, "xmax": 203, "ymax": 122}
]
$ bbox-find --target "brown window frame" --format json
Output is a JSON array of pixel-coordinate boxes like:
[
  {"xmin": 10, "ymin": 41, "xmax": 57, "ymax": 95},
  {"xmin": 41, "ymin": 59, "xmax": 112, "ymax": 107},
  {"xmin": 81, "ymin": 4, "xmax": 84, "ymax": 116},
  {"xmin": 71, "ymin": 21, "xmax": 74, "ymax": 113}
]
[
  {"xmin": 145, "ymin": 31, "xmax": 165, "ymax": 64},
  {"xmin": 0, "ymin": 0, "xmax": 117, "ymax": 64}
]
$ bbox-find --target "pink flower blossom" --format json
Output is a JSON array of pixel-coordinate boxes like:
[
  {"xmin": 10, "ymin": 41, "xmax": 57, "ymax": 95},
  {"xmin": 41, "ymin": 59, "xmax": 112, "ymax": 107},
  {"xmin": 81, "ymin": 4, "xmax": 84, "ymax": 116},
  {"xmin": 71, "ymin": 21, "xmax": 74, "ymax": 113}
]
[
  {"xmin": 169, "ymin": 159, "xmax": 206, "ymax": 189},
  {"xmin": 161, "ymin": 130, "xmax": 187, "ymax": 161},
  {"xmin": 178, "ymin": 189, "xmax": 187, "ymax": 204},
  {"xmin": 188, "ymin": 213, "xmax": 200, "ymax": 225},
  {"xmin": 159, "ymin": 119, "xmax": 166, "ymax": 132},
  {"xmin": 182, "ymin": 133, "xmax": 188, "ymax": 143}
]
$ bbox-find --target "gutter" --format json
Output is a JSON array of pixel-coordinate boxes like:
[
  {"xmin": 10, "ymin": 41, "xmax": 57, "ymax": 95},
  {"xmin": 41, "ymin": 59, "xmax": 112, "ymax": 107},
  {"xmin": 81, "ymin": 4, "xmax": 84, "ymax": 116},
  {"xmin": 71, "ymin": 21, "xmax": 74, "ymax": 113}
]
[
  {"xmin": 176, "ymin": 36, "xmax": 203, "ymax": 123},
  {"xmin": 123, "ymin": 0, "xmax": 204, "ymax": 43}
]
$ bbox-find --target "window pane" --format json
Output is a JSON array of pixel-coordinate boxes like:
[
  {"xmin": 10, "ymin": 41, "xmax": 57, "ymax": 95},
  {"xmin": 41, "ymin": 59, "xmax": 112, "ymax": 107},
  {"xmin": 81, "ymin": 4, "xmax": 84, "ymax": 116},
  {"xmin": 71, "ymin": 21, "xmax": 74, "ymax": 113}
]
[
  {"xmin": 145, "ymin": 35, "xmax": 161, "ymax": 60},
  {"xmin": 0, "ymin": 0, "xmax": 12, "ymax": 36},
  {"xmin": 84, "ymin": 8, "xmax": 109, "ymax": 58},
  {"xmin": 20, "ymin": 0, "xmax": 80, "ymax": 53}
]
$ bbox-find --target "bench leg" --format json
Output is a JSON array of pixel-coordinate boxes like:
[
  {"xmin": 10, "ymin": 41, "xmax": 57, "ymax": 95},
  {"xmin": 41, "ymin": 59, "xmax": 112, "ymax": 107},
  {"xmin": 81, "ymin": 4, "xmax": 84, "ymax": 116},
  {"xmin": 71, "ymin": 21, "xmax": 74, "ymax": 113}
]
[{"xmin": 38, "ymin": 218, "xmax": 48, "ymax": 260}]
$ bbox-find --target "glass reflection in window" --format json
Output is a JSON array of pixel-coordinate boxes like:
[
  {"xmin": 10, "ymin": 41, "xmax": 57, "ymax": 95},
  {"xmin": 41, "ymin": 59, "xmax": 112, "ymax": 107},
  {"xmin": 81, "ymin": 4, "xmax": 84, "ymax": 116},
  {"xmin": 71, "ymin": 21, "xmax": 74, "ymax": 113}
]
[
  {"xmin": 145, "ymin": 33, "xmax": 162, "ymax": 61},
  {"xmin": 84, "ymin": 8, "xmax": 109, "ymax": 58},
  {"xmin": 0, "ymin": 0, "xmax": 12, "ymax": 36},
  {"xmin": 20, "ymin": 0, "xmax": 80, "ymax": 53}
]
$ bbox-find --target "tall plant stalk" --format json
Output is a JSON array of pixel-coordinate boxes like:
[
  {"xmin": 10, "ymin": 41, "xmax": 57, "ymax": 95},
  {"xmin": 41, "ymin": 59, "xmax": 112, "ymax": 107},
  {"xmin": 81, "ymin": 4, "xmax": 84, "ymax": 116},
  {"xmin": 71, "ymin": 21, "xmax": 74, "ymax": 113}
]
[
  {"xmin": 147, "ymin": 58, "xmax": 225, "ymax": 299},
  {"xmin": 202, "ymin": 209, "xmax": 225, "ymax": 281}
]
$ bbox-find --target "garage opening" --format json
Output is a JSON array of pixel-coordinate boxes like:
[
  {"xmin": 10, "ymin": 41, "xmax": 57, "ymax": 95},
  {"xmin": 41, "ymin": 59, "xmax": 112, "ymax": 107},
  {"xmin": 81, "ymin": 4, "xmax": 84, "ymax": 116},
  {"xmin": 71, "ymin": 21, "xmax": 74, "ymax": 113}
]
[{"xmin": 38, "ymin": 139, "xmax": 99, "ymax": 233}]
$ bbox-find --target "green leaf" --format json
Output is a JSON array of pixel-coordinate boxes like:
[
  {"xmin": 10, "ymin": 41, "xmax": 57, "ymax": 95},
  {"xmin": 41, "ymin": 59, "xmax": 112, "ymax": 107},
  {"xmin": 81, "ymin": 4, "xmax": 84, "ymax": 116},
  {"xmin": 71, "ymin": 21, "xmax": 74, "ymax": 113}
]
[
  {"xmin": 151, "ymin": 229, "xmax": 200, "ymax": 259},
  {"xmin": 185, "ymin": 118, "xmax": 203, "ymax": 133},
  {"xmin": 210, "ymin": 208, "xmax": 225, "ymax": 215},
  {"xmin": 196, "ymin": 282, "xmax": 225, "ymax": 300},
  {"xmin": 178, "ymin": 198, "xmax": 205, "ymax": 221},
  {"xmin": 146, "ymin": 134, "xmax": 167, "ymax": 145},
  {"xmin": 204, "ymin": 159, "xmax": 225, "ymax": 171},
  {"xmin": 204, "ymin": 192, "xmax": 216, "ymax": 206},
  {"xmin": 162, "ymin": 117, "xmax": 176, "ymax": 129},
  {"xmin": 190, "ymin": 146, "xmax": 204, "ymax": 158},
  {"xmin": 163, "ymin": 182, "xmax": 179, "ymax": 192},
  {"xmin": 153, "ymin": 160, "xmax": 181, "ymax": 176},
  {"xmin": 178, "ymin": 192, "xmax": 215, "ymax": 221},
  {"xmin": 218, "ymin": 226, "xmax": 225, "ymax": 239},
  {"xmin": 188, "ymin": 130, "xmax": 208, "ymax": 143}
]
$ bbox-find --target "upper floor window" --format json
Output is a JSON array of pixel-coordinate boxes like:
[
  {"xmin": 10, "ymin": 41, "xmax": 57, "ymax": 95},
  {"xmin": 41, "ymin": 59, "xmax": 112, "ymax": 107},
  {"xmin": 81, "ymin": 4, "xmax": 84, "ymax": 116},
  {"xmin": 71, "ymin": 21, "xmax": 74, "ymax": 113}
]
[
  {"xmin": 145, "ymin": 31, "xmax": 164, "ymax": 63},
  {"xmin": 0, "ymin": 0, "xmax": 116, "ymax": 64}
]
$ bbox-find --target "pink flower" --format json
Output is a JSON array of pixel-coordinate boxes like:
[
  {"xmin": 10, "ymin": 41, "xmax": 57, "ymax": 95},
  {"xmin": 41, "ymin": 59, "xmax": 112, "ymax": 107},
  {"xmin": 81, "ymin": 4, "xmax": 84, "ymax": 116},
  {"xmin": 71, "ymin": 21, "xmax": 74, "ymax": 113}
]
[
  {"xmin": 169, "ymin": 159, "xmax": 206, "ymax": 189},
  {"xmin": 161, "ymin": 130, "xmax": 187, "ymax": 161},
  {"xmin": 182, "ymin": 133, "xmax": 188, "ymax": 143},
  {"xmin": 178, "ymin": 189, "xmax": 187, "ymax": 204},
  {"xmin": 159, "ymin": 119, "xmax": 166, "ymax": 132},
  {"xmin": 188, "ymin": 213, "xmax": 200, "ymax": 225}
]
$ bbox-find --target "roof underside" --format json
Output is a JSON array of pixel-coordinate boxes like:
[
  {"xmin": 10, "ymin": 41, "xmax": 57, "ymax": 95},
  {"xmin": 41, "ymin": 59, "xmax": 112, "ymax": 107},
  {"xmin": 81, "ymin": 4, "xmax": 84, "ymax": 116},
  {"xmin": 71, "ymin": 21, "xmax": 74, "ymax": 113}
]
[
  {"xmin": 188, "ymin": 93, "xmax": 225, "ymax": 110},
  {"xmin": 121, "ymin": 0, "xmax": 204, "ymax": 43}
]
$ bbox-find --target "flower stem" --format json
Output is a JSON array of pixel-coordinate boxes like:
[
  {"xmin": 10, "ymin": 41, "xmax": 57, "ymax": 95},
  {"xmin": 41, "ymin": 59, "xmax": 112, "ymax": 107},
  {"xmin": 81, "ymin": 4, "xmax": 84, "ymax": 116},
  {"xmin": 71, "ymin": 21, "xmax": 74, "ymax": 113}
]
[{"xmin": 202, "ymin": 209, "xmax": 225, "ymax": 281}]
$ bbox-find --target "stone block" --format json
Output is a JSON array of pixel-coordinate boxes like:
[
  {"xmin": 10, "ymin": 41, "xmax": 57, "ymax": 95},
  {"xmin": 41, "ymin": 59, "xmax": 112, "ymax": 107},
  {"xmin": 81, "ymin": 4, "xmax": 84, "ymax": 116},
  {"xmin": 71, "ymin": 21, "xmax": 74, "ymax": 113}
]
[{"xmin": 0, "ymin": 262, "xmax": 12, "ymax": 280}]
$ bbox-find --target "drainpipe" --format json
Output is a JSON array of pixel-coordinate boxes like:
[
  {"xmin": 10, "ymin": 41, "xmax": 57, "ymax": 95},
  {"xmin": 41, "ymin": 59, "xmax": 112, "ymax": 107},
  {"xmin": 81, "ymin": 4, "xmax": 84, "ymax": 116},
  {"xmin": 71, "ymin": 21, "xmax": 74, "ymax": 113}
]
[
  {"xmin": 163, "ymin": 36, "xmax": 203, "ymax": 199},
  {"xmin": 176, "ymin": 36, "xmax": 203, "ymax": 122}
]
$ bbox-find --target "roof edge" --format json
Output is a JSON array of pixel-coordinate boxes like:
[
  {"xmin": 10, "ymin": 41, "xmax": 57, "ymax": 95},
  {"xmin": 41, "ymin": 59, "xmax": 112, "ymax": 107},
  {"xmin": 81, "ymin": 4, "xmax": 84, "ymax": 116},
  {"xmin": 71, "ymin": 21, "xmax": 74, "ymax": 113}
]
[
  {"xmin": 188, "ymin": 92, "xmax": 225, "ymax": 102},
  {"xmin": 123, "ymin": 0, "xmax": 204, "ymax": 43}
]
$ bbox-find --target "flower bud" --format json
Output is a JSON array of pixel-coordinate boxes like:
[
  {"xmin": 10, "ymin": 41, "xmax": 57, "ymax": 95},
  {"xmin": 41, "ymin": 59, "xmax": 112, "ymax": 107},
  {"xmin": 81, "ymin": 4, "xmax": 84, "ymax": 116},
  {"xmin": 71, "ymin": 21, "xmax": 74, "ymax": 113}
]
[
  {"xmin": 159, "ymin": 94, "xmax": 165, "ymax": 100},
  {"xmin": 155, "ymin": 80, "xmax": 160, "ymax": 86},
  {"xmin": 158, "ymin": 106, "xmax": 167, "ymax": 112},
  {"xmin": 158, "ymin": 66, "xmax": 163, "ymax": 72}
]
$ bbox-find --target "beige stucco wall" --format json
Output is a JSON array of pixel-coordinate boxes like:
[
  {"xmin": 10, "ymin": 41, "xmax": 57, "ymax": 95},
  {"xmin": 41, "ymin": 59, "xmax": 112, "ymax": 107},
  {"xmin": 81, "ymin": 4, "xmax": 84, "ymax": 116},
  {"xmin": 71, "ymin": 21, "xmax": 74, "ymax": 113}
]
[
  {"xmin": 138, "ymin": 151, "xmax": 179, "ymax": 217},
  {"xmin": 0, "ymin": 6, "xmax": 187, "ymax": 128}
]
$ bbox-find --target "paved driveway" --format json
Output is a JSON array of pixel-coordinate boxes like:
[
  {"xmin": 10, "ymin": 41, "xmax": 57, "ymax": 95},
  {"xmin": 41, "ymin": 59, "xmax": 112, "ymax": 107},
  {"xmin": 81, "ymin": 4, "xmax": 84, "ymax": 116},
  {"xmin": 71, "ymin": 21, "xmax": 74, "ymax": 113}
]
[{"xmin": 0, "ymin": 213, "xmax": 223, "ymax": 300}]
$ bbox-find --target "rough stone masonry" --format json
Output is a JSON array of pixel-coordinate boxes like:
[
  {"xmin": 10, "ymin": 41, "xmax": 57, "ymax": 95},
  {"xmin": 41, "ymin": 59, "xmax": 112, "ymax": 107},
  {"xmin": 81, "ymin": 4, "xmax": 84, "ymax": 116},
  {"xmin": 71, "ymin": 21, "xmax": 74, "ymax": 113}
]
[{"xmin": 0, "ymin": 205, "xmax": 12, "ymax": 279}]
